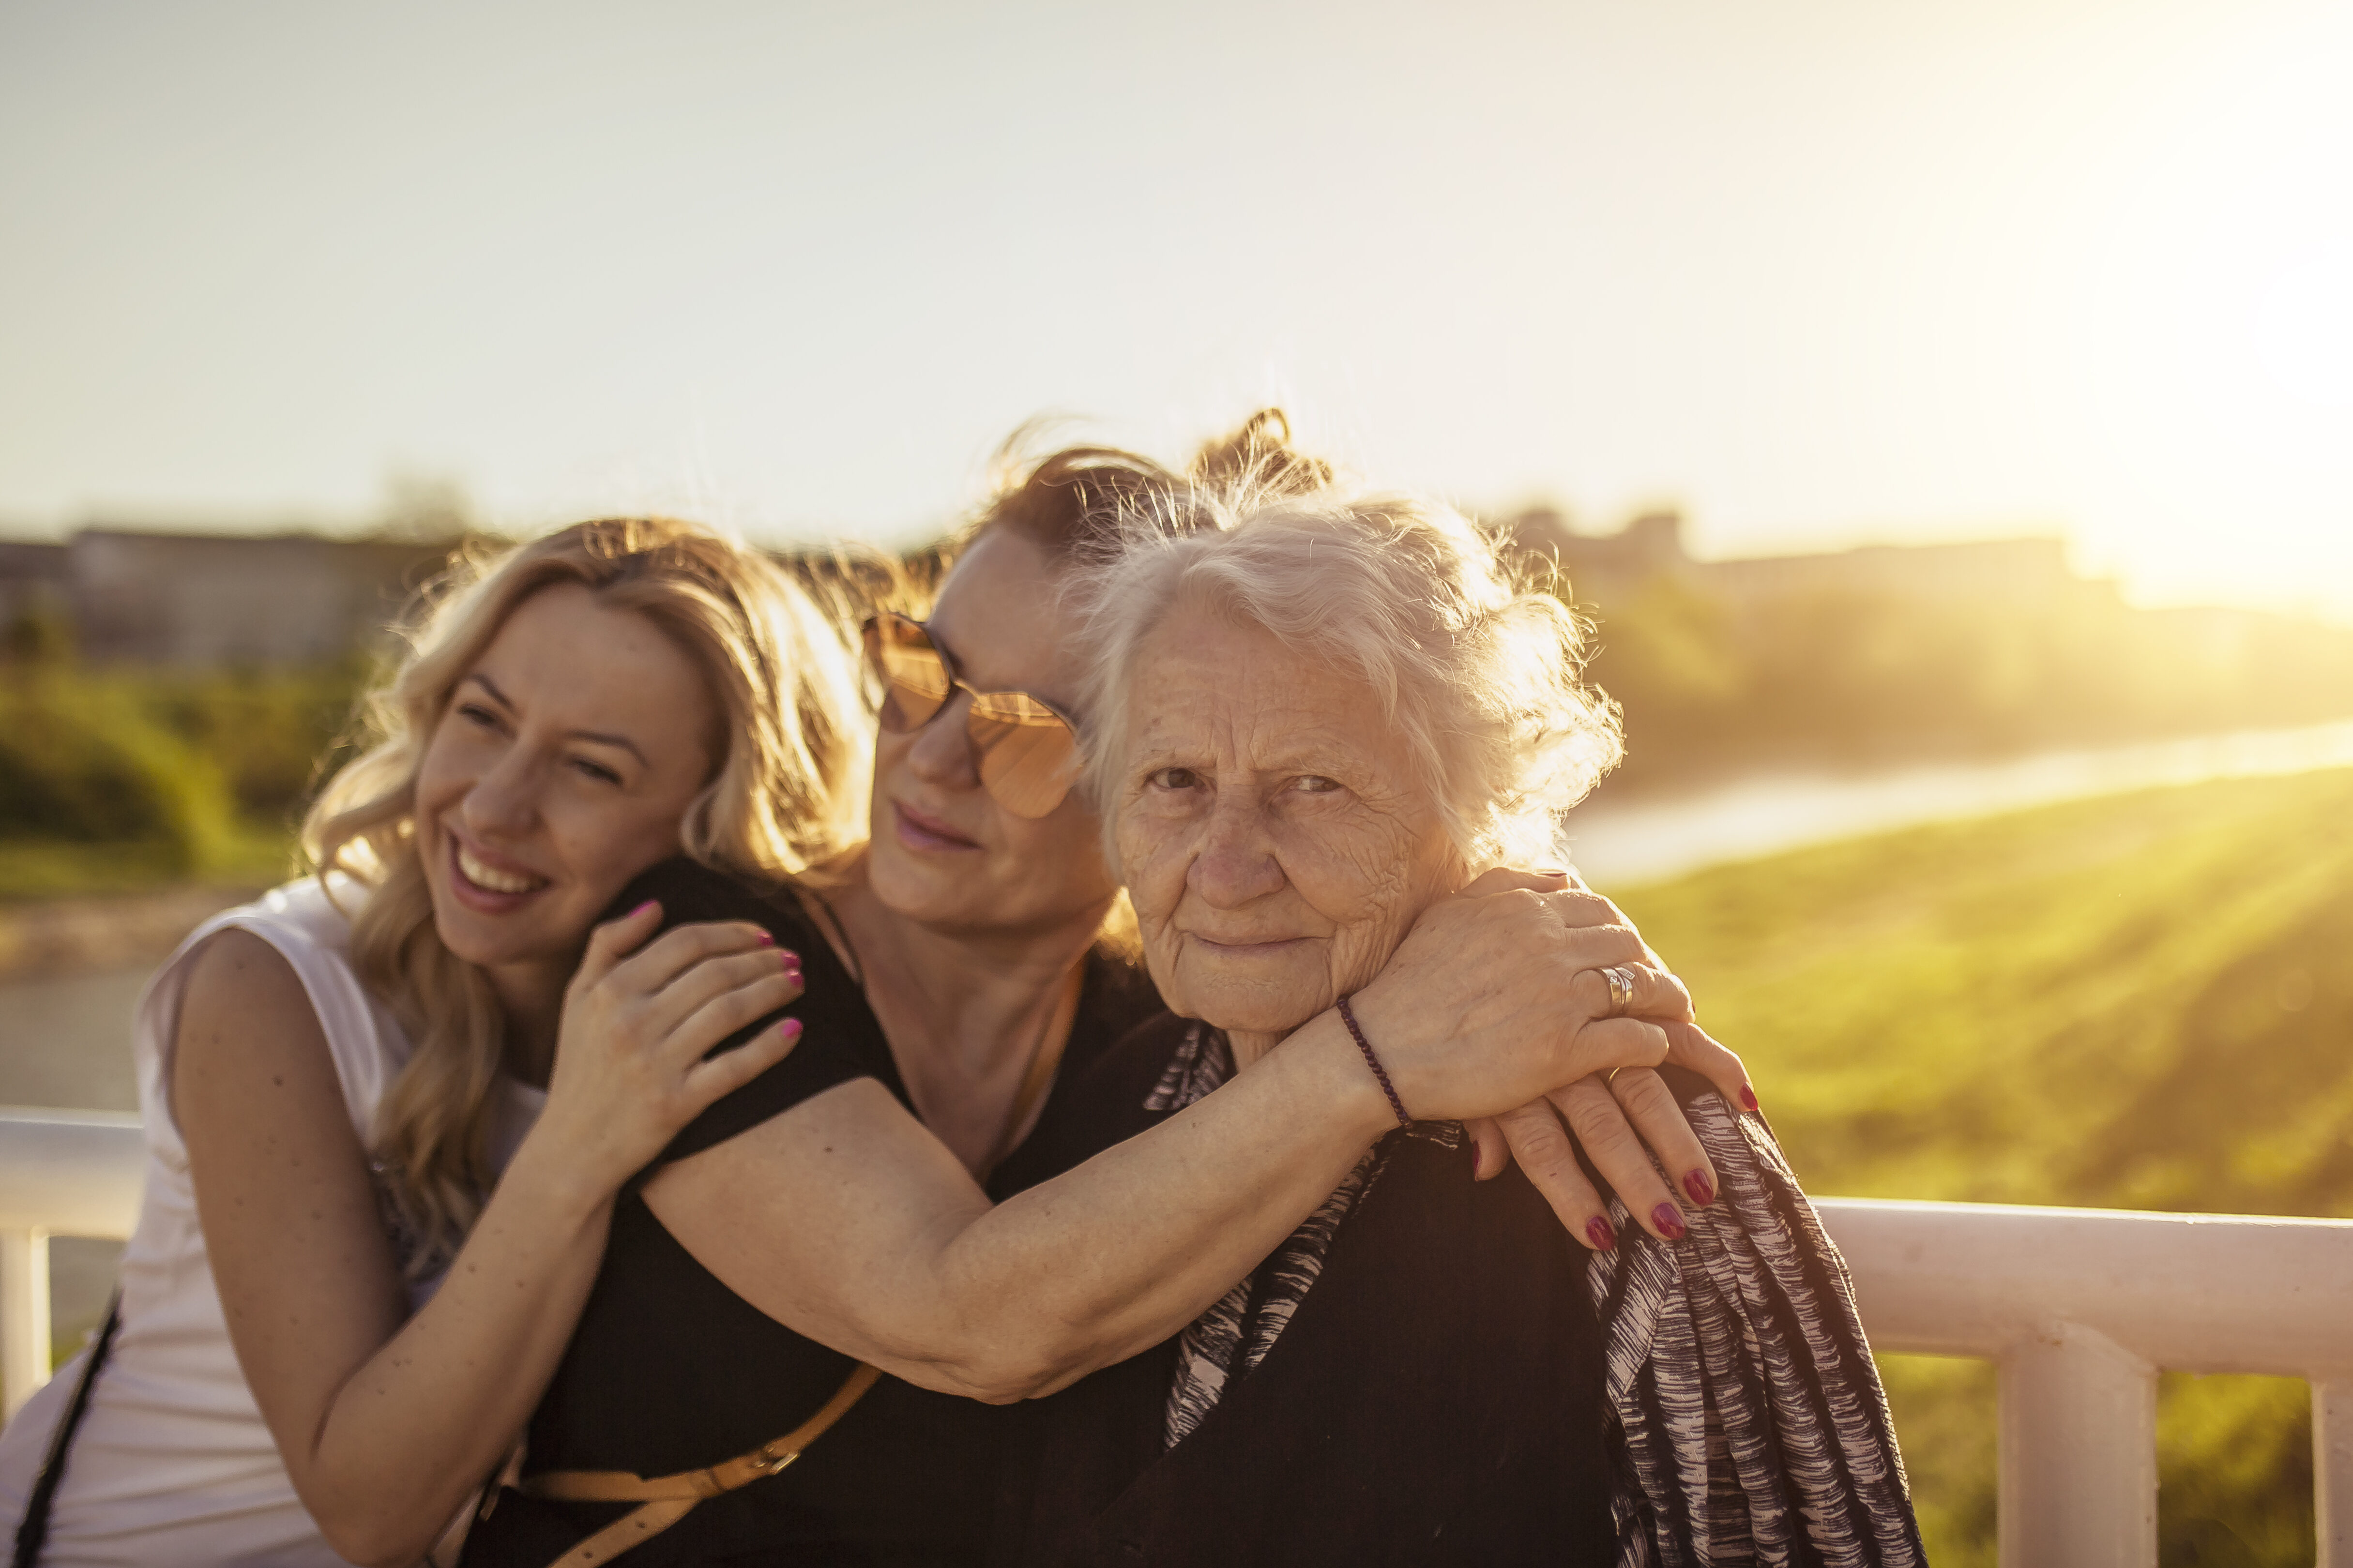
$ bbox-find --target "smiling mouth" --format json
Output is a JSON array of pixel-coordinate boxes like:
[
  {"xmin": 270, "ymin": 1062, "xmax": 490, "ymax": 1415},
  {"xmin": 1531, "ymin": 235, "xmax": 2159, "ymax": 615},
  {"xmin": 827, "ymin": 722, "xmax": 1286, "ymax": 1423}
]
[
  {"xmin": 1187, "ymin": 933, "xmax": 1310, "ymax": 957},
  {"xmin": 454, "ymin": 840, "xmax": 549, "ymax": 896},
  {"xmin": 893, "ymin": 800, "xmax": 981, "ymax": 851}
]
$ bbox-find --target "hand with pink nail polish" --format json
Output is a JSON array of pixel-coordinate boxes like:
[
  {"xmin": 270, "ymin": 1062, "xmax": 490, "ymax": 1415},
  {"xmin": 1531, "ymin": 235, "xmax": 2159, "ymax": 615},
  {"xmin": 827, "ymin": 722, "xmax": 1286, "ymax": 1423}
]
[{"xmin": 532, "ymin": 901, "xmax": 809, "ymax": 1195}]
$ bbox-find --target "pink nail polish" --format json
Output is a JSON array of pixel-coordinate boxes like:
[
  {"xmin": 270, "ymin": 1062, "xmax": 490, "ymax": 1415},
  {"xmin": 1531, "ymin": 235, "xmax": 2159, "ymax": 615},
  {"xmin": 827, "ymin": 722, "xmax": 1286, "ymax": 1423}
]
[
  {"xmin": 630, "ymin": 900, "xmax": 659, "ymax": 919},
  {"xmin": 778, "ymin": 1018, "xmax": 803, "ymax": 1041},
  {"xmin": 1584, "ymin": 1216, "xmax": 1617, "ymax": 1251},
  {"xmin": 778, "ymin": 950, "xmax": 799, "ymax": 972},
  {"xmin": 1739, "ymin": 1084, "xmax": 1760, "ymax": 1115},
  {"xmin": 1683, "ymin": 1169, "xmax": 1715, "ymax": 1207},
  {"xmin": 754, "ymin": 931, "xmax": 775, "ymax": 947},
  {"xmin": 1652, "ymin": 1203, "xmax": 1687, "ymax": 1240}
]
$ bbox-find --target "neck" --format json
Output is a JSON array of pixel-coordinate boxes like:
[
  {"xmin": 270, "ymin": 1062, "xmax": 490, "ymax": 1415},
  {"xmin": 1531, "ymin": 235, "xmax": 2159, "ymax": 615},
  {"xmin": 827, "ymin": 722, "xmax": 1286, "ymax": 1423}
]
[
  {"xmin": 1226, "ymin": 1029, "xmax": 1287, "ymax": 1073},
  {"xmin": 823, "ymin": 857, "xmax": 1114, "ymax": 1077},
  {"xmin": 486, "ymin": 958, "xmax": 571, "ymax": 1088}
]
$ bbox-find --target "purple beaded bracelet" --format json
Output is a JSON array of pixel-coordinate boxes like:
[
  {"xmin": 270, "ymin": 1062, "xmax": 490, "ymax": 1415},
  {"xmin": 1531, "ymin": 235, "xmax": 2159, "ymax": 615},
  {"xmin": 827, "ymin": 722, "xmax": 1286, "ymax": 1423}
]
[{"xmin": 1336, "ymin": 994, "xmax": 1412, "ymax": 1129}]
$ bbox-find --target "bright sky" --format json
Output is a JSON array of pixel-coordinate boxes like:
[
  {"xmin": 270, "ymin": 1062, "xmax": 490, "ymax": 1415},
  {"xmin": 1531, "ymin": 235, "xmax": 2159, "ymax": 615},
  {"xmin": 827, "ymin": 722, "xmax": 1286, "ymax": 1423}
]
[{"xmin": 2, "ymin": 0, "xmax": 2349, "ymax": 615}]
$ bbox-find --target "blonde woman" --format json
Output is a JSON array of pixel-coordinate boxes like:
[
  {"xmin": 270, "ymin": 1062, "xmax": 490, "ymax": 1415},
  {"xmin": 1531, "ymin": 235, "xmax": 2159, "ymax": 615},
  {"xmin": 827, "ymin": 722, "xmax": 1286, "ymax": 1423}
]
[{"xmin": 0, "ymin": 518, "xmax": 869, "ymax": 1568}]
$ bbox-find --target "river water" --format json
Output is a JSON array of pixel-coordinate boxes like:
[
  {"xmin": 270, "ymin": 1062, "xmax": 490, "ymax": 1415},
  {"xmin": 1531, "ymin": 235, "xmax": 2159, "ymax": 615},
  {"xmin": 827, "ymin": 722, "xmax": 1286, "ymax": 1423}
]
[{"xmin": 1564, "ymin": 716, "xmax": 2353, "ymax": 888}]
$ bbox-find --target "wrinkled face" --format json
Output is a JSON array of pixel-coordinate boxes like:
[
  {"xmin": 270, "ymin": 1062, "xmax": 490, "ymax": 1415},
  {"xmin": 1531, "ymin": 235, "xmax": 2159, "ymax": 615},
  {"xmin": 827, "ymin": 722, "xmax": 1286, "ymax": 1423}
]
[
  {"xmin": 864, "ymin": 529, "xmax": 1119, "ymax": 936},
  {"xmin": 415, "ymin": 583, "xmax": 718, "ymax": 976},
  {"xmin": 1113, "ymin": 603, "xmax": 1462, "ymax": 1035}
]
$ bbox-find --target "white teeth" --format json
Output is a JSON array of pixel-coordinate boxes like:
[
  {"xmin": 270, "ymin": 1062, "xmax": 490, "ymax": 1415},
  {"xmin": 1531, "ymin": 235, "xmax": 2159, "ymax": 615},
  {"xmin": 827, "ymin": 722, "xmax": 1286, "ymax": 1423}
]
[{"xmin": 456, "ymin": 844, "xmax": 546, "ymax": 894}]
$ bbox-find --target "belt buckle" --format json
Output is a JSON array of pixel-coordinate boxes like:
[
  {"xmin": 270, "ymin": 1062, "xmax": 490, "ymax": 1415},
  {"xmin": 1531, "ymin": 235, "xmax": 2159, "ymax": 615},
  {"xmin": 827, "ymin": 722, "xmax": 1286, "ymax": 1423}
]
[{"xmin": 750, "ymin": 1443, "xmax": 801, "ymax": 1477}]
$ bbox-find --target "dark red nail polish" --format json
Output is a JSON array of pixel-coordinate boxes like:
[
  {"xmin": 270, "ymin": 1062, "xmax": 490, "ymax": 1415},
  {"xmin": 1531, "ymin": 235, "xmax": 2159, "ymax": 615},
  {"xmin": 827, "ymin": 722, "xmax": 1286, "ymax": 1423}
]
[
  {"xmin": 1584, "ymin": 1216, "xmax": 1617, "ymax": 1251},
  {"xmin": 1739, "ymin": 1084, "xmax": 1760, "ymax": 1114},
  {"xmin": 1684, "ymin": 1169, "xmax": 1715, "ymax": 1207},
  {"xmin": 1652, "ymin": 1203, "xmax": 1687, "ymax": 1240}
]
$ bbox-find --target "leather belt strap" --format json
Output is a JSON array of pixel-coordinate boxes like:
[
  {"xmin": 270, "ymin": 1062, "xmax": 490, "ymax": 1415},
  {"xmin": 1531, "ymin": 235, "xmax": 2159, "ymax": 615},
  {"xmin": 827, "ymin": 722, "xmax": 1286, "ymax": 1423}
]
[{"xmin": 522, "ymin": 1361, "xmax": 880, "ymax": 1567}]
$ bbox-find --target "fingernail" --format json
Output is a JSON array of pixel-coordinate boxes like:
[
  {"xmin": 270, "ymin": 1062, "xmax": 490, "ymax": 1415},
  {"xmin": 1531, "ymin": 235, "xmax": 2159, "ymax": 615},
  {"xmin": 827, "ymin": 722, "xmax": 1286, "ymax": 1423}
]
[
  {"xmin": 754, "ymin": 931, "xmax": 775, "ymax": 947},
  {"xmin": 1584, "ymin": 1216, "xmax": 1617, "ymax": 1251},
  {"xmin": 1683, "ymin": 1169, "xmax": 1715, "ymax": 1207},
  {"xmin": 1739, "ymin": 1084, "xmax": 1761, "ymax": 1115},
  {"xmin": 1469, "ymin": 1146, "xmax": 1487, "ymax": 1180},
  {"xmin": 778, "ymin": 950, "xmax": 799, "ymax": 972},
  {"xmin": 778, "ymin": 1018, "xmax": 803, "ymax": 1041},
  {"xmin": 1651, "ymin": 1203, "xmax": 1687, "ymax": 1240},
  {"xmin": 630, "ymin": 900, "xmax": 659, "ymax": 919}
]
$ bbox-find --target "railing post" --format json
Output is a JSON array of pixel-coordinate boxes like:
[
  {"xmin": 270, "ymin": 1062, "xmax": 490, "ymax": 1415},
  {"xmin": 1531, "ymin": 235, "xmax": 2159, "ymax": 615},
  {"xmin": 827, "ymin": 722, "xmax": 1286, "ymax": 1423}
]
[
  {"xmin": 2319, "ymin": 1379, "xmax": 2353, "ymax": 1568},
  {"xmin": 1998, "ymin": 1322, "xmax": 2157, "ymax": 1568},
  {"xmin": 1, "ymin": 1224, "xmax": 52, "ymax": 1422}
]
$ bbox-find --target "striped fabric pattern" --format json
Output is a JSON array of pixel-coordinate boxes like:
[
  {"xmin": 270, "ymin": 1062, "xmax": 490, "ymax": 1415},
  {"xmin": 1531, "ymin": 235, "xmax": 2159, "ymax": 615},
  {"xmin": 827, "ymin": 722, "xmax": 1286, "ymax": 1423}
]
[
  {"xmin": 1149, "ymin": 1026, "xmax": 1924, "ymax": 1564},
  {"xmin": 1587, "ymin": 1089, "xmax": 1924, "ymax": 1567}
]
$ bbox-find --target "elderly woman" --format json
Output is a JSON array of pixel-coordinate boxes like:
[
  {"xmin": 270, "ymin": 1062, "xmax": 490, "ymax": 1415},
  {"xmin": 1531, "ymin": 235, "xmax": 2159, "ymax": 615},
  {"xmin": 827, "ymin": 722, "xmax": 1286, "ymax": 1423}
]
[{"xmin": 992, "ymin": 453, "xmax": 1924, "ymax": 1564}]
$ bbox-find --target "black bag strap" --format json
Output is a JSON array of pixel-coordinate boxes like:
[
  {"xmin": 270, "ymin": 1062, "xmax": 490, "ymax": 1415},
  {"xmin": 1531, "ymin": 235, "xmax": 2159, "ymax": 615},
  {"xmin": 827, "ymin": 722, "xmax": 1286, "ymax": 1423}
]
[{"xmin": 10, "ymin": 1296, "xmax": 121, "ymax": 1568}]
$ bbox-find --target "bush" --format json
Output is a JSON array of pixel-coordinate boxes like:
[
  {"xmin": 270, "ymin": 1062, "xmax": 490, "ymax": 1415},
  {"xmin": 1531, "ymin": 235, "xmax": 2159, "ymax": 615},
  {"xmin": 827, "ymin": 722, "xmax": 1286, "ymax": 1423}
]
[{"xmin": 0, "ymin": 677, "xmax": 234, "ymax": 871}]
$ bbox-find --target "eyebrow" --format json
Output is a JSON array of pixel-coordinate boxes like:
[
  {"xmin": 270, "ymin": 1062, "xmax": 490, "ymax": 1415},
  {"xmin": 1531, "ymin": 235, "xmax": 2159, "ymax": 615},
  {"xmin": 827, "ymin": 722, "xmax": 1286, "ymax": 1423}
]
[{"xmin": 463, "ymin": 674, "xmax": 650, "ymax": 766}]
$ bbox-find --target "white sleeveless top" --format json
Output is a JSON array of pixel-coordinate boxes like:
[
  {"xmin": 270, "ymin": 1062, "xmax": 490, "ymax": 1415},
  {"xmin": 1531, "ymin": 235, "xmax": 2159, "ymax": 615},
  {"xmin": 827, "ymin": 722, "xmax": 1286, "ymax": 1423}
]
[{"xmin": 0, "ymin": 878, "xmax": 545, "ymax": 1567}]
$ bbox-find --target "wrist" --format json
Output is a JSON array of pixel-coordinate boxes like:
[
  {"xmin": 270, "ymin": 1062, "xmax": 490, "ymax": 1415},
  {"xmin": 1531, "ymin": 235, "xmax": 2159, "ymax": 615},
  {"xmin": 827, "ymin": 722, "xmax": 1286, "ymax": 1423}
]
[
  {"xmin": 496, "ymin": 1131, "xmax": 625, "ymax": 1231},
  {"xmin": 1271, "ymin": 1010, "xmax": 1402, "ymax": 1144}
]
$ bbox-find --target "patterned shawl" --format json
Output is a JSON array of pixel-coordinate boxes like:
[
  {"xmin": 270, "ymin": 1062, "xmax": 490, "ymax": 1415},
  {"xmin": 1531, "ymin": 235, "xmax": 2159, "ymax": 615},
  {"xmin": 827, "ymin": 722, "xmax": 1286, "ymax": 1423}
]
[{"xmin": 1147, "ymin": 1024, "xmax": 1926, "ymax": 1567}]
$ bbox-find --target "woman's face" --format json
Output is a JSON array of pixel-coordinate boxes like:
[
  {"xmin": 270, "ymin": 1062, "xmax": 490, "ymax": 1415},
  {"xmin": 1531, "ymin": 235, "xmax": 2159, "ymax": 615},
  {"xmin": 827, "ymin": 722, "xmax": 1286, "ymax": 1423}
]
[
  {"xmin": 864, "ymin": 529, "xmax": 1120, "ymax": 936},
  {"xmin": 415, "ymin": 583, "xmax": 718, "ymax": 979},
  {"xmin": 1113, "ymin": 602, "xmax": 1462, "ymax": 1036}
]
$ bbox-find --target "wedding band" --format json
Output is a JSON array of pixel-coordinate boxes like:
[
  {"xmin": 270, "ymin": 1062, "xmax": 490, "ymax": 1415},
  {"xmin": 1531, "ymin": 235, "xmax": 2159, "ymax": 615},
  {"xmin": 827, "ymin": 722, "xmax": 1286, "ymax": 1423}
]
[{"xmin": 1599, "ymin": 964, "xmax": 1640, "ymax": 1017}]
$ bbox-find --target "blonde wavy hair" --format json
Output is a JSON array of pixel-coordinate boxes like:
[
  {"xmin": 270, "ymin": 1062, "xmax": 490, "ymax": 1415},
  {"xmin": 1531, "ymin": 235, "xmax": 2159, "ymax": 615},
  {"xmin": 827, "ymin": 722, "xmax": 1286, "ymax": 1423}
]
[{"xmin": 303, "ymin": 516, "xmax": 874, "ymax": 1275}]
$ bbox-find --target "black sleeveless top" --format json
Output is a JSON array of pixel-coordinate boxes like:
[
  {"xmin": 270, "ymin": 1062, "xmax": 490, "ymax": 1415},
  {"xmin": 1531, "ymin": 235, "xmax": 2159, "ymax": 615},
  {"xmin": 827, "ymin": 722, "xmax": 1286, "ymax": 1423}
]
[{"xmin": 462, "ymin": 859, "xmax": 1164, "ymax": 1568}]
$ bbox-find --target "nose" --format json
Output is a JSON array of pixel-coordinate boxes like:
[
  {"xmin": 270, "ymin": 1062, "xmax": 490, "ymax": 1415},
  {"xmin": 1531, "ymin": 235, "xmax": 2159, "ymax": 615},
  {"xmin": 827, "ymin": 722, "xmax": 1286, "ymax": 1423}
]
[
  {"xmin": 903, "ymin": 690, "xmax": 982, "ymax": 792},
  {"xmin": 1187, "ymin": 797, "xmax": 1285, "ymax": 909},
  {"xmin": 459, "ymin": 745, "xmax": 542, "ymax": 843}
]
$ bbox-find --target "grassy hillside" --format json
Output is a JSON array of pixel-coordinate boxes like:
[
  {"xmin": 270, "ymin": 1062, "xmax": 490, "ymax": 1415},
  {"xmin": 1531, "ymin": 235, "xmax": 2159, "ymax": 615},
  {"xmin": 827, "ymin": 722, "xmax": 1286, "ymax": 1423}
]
[{"xmin": 1605, "ymin": 767, "xmax": 2353, "ymax": 1565}]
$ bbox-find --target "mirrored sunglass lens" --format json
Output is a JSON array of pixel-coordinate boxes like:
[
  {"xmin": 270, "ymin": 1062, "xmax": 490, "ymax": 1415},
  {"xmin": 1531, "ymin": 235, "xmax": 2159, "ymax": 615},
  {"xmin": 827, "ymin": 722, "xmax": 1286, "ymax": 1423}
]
[
  {"xmin": 967, "ymin": 703, "xmax": 1078, "ymax": 819},
  {"xmin": 871, "ymin": 627, "xmax": 952, "ymax": 733}
]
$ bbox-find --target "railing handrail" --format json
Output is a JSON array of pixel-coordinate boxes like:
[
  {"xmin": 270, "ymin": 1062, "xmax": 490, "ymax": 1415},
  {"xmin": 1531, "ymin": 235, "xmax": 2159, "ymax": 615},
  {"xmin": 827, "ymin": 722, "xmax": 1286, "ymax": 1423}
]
[
  {"xmin": 0, "ymin": 1106, "xmax": 145, "ymax": 1240},
  {"xmin": 1814, "ymin": 1195, "xmax": 2353, "ymax": 1379}
]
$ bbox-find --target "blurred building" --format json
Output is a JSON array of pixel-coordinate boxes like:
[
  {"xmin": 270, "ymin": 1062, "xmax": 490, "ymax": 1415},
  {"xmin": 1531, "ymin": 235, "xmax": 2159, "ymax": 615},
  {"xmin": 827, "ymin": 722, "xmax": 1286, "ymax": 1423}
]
[
  {"xmin": 0, "ymin": 528, "xmax": 461, "ymax": 666},
  {"xmin": 1500, "ymin": 505, "xmax": 2093, "ymax": 609}
]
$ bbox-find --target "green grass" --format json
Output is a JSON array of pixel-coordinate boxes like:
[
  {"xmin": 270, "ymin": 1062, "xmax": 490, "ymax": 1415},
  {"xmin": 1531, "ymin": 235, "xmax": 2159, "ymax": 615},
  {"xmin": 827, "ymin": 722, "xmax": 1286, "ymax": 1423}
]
[{"xmin": 1606, "ymin": 766, "xmax": 2353, "ymax": 1564}]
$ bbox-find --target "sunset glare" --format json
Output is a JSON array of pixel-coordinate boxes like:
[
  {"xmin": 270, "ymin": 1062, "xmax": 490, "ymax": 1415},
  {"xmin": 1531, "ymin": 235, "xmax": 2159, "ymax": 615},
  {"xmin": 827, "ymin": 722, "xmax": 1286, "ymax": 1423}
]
[{"xmin": 2, "ymin": 0, "xmax": 2348, "ymax": 613}]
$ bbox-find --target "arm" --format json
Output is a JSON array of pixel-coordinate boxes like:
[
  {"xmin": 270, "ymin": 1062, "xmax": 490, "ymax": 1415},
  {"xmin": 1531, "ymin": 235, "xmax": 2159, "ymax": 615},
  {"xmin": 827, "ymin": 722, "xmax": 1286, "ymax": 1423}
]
[
  {"xmin": 646, "ymin": 881, "xmax": 1675, "ymax": 1404},
  {"xmin": 178, "ymin": 908, "xmax": 801, "ymax": 1567}
]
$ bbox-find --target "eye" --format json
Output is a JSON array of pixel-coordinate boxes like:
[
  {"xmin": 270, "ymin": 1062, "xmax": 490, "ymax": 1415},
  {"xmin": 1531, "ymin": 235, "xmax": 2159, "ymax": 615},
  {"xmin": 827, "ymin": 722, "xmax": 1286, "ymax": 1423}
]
[
  {"xmin": 1147, "ymin": 766, "xmax": 1200, "ymax": 791},
  {"xmin": 1292, "ymin": 775, "xmax": 1341, "ymax": 794},
  {"xmin": 570, "ymin": 756, "xmax": 624, "ymax": 786},
  {"xmin": 456, "ymin": 702, "xmax": 502, "ymax": 730}
]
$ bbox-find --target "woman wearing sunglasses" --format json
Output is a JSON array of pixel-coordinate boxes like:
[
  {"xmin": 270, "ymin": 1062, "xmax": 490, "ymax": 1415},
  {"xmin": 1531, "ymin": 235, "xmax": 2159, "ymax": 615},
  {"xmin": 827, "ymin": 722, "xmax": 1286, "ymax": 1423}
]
[{"xmin": 464, "ymin": 426, "xmax": 1751, "ymax": 1568}]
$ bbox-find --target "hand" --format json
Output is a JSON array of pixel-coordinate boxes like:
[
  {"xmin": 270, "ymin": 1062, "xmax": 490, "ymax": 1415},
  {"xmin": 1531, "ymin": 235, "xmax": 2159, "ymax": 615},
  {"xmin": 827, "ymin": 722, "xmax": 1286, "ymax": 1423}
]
[
  {"xmin": 526, "ymin": 900, "xmax": 807, "ymax": 1196},
  {"xmin": 1454, "ymin": 869, "xmax": 1761, "ymax": 1248},
  {"xmin": 1343, "ymin": 869, "xmax": 1687, "ymax": 1123}
]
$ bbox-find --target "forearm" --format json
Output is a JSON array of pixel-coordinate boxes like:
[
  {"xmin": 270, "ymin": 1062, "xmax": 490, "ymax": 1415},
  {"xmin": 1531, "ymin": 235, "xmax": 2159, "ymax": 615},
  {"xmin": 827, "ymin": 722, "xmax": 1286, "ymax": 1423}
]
[
  {"xmin": 293, "ymin": 1146, "xmax": 612, "ymax": 1562},
  {"xmin": 878, "ymin": 1013, "xmax": 1396, "ymax": 1398}
]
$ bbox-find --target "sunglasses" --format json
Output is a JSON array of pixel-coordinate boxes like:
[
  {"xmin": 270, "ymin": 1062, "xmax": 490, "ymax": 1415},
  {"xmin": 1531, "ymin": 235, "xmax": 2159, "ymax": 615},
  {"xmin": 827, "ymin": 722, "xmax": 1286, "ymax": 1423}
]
[{"xmin": 861, "ymin": 612, "xmax": 1082, "ymax": 820}]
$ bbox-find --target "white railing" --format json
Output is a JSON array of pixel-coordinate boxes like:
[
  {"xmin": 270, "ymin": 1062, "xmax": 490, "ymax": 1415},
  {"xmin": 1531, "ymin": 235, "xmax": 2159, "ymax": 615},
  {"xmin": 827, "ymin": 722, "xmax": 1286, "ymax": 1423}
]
[
  {"xmin": 0, "ymin": 1108, "xmax": 144, "ymax": 1421},
  {"xmin": 2, "ymin": 1113, "xmax": 2349, "ymax": 1566},
  {"xmin": 1816, "ymin": 1196, "xmax": 2353, "ymax": 1568}
]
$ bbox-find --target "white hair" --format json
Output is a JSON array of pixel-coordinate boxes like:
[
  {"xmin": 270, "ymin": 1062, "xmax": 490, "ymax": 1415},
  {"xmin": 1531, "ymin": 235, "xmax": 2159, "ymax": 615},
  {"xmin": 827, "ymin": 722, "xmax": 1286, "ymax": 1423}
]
[{"xmin": 1068, "ymin": 476, "xmax": 1624, "ymax": 876}]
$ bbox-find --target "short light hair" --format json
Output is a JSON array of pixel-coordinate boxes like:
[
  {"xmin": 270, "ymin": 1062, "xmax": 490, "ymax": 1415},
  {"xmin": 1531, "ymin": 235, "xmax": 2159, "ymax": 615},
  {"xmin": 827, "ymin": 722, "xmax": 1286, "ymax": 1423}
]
[{"xmin": 1069, "ymin": 461, "xmax": 1624, "ymax": 875}]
